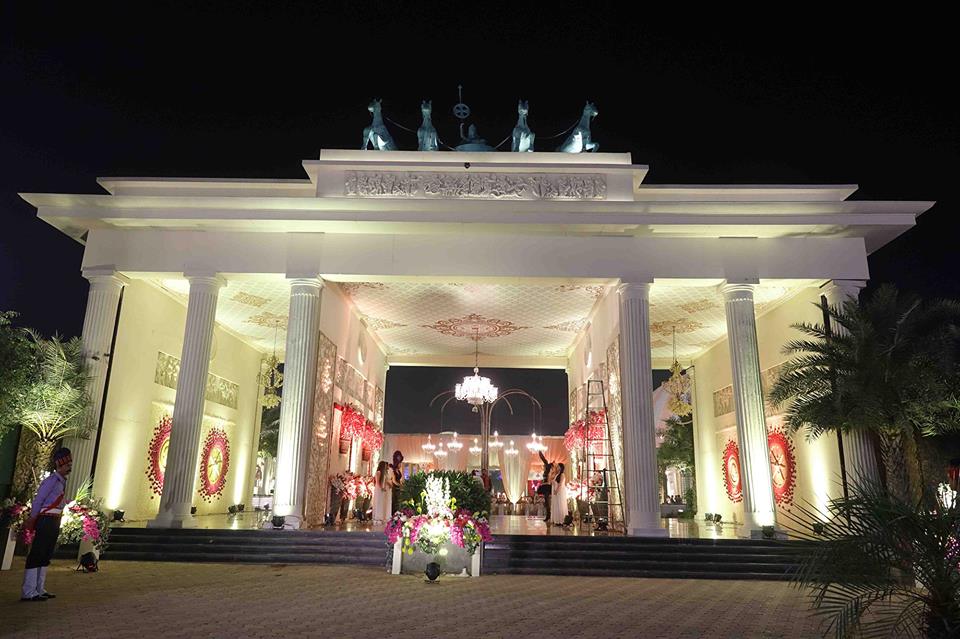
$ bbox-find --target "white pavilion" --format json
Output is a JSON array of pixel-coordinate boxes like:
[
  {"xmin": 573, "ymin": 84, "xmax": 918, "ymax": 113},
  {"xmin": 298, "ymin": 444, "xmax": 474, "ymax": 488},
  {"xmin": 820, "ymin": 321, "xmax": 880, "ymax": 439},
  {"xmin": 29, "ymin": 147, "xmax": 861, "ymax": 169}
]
[{"xmin": 20, "ymin": 149, "xmax": 931, "ymax": 536}]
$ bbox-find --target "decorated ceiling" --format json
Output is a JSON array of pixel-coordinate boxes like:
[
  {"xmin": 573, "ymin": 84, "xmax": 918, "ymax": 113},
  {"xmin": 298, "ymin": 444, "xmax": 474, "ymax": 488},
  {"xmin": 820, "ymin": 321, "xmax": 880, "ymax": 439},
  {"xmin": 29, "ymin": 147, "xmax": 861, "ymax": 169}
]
[{"xmin": 156, "ymin": 277, "xmax": 816, "ymax": 361}]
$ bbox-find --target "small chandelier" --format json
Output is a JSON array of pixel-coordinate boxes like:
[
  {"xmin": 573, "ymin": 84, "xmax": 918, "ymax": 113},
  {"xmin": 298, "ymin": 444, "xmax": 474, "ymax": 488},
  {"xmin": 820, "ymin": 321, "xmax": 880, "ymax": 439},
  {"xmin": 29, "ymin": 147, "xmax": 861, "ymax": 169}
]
[
  {"xmin": 455, "ymin": 328, "xmax": 498, "ymax": 411},
  {"xmin": 433, "ymin": 442, "xmax": 448, "ymax": 458},
  {"xmin": 447, "ymin": 432, "xmax": 463, "ymax": 451},
  {"xmin": 259, "ymin": 323, "xmax": 284, "ymax": 408},
  {"xmin": 469, "ymin": 438, "xmax": 482, "ymax": 455},
  {"xmin": 526, "ymin": 433, "xmax": 547, "ymax": 454},
  {"xmin": 421, "ymin": 434, "xmax": 436, "ymax": 453},
  {"xmin": 504, "ymin": 440, "xmax": 519, "ymax": 456},
  {"xmin": 489, "ymin": 430, "xmax": 504, "ymax": 449},
  {"xmin": 666, "ymin": 327, "xmax": 693, "ymax": 417}
]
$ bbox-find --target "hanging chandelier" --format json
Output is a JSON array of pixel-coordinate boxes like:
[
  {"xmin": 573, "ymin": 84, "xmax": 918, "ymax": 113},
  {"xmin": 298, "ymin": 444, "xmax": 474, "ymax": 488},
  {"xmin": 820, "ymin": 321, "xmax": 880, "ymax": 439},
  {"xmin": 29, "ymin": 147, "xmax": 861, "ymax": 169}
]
[
  {"xmin": 504, "ymin": 440, "xmax": 519, "ymax": 456},
  {"xmin": 455, "ymin": 328, "xmax": 498, "ymax": 411},
  {"xmin": 433, "ymin": 442, "xmax": 448, "ymax": 458},
  {"xmin": 447, "ymin": 432, "xmax": 463, "ymax": 451},
  {"xmin": 469, "ymin": 438, "xmax": 482, "ymax": 455},
  {"xmin": 421, "ymin": 434, "xmax": 436, "ymax": 453},
  {"xmin": 666, "ymin": 326, "xmax": 693, "ymax": 417},
  {"xmin": 526, "ymin": 433, "xmax": 547, "ymax": 454},
  {"xmin": 489, "ymin": 430, "xmax": 504, "ymax": 449},
  {"xmin": 258, "ymin": 323, "xmax": 283, "ymax": 408}
]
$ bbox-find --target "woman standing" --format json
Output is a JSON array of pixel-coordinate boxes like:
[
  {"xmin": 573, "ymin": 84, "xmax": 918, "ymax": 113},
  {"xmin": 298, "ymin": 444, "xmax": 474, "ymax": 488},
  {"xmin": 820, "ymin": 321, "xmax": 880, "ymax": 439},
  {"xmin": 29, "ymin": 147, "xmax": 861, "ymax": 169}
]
[
  {"xmin": 372, "ymin": 461, "xmax": 394, "ymax": 523},
  {"xmin": 550, "ymin": 462, "xmax": 569, "ymax": 526}
]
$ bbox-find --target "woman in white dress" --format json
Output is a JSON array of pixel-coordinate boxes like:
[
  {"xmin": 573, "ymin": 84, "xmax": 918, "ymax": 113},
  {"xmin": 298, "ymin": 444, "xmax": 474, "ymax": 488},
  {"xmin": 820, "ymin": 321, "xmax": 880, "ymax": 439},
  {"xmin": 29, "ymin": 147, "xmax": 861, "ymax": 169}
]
[
  {"xmin": 372, "ymin": 461, "xmax": 394, "ymax": 524},
  {"xmin": 551, "ymin": 462, "xmax": 569, "ymax": 526}
]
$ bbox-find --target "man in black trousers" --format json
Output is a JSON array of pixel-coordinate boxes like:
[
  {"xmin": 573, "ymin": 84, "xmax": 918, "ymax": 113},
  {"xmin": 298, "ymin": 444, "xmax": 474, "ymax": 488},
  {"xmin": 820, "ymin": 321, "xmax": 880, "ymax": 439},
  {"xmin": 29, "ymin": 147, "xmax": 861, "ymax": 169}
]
[{"xmin": 537, "ymin": 450, "xmax": 554, "ymax": 523}]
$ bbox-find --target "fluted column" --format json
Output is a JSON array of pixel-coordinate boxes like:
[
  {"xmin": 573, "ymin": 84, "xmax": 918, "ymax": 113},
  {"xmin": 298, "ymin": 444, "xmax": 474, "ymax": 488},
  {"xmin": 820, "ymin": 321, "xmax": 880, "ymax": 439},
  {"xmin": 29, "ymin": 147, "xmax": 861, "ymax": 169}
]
[
  {"xmin": 149, "ymin": 274, "xmax": 224, "ymax": 528},
  {"xmin": 273, "ymin": 277, "xmax": 324, "ymax": 527},
  {"xmin": 721, "ymin": 281, "xmax": 776, "ymax": 532},
  {"xmin": 617, "ymin": 281, "xmax": 666, "ymax": 536},
  {"xmin": 822, "ymin": 280, "xmax": 880, "ymax": 484},
  {"xmin": 65, "ymin": 269, "xmax": 126, "ymax": 498}
]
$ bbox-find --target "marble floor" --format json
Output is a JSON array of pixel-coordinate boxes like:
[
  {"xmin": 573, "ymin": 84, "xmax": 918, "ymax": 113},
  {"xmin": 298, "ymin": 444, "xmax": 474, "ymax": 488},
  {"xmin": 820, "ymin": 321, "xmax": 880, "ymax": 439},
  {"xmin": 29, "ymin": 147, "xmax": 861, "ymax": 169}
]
[{"xmin": 114, "ymin": 513, "xmax": 745, "ymax": 539}]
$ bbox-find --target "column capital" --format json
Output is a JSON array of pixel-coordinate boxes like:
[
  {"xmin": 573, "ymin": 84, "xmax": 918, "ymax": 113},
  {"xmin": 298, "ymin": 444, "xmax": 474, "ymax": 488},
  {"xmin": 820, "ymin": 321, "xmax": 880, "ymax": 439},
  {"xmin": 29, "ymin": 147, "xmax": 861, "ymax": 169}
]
[
  {"xmin": 82, "ymin": 267, "xmax": 129, "ymax": 287},
  {"xmin": 820, "ymin": 279, "xmax": 866, "ymax": 303},
  {"xmin": 184, "ymin": 272, "xmax": 227, "ymax": 290},
  {"xmin": 720, "ymin": 279, "xmax": 759, "ymax": 299},
  {"xmin": 617, "ymin": 280, "xmax": 651, "ymax": 299},
  {"xmin": 288, "ymin": 275, "xmax": 325, "ymax": 291}
]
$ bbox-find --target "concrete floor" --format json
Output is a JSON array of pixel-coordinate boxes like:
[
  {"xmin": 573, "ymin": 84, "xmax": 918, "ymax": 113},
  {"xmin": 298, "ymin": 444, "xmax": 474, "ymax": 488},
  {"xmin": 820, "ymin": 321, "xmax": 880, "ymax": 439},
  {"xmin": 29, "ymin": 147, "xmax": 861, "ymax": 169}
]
[{"xmin": 1, "ymin": 558, "xmax": 823, "ymax": 638}]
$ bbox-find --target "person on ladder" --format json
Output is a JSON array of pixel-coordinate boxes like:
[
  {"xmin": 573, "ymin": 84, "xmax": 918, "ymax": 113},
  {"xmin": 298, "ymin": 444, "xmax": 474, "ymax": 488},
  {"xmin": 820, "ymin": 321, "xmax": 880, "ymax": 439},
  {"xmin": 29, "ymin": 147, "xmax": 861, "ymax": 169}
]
[{"xmin": 20, "ymin": 447, "xmax": 72, "ymax": 602}]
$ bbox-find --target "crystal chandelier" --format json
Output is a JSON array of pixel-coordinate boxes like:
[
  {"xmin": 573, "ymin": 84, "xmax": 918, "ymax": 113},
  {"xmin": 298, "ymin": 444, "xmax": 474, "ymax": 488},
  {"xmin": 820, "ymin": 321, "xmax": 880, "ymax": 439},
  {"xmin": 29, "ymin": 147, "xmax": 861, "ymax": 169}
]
[
  {"xmin": 504, "ymin": 440, "xmax": 519, "ymax": 456},
  {"xmin": 433, "ymin": 442, "xmax": 448, "ymax": 458},
  {"xmin": 455, "ymin": 328, "xmax": 498, "ymax": 411},
  {"xmin": 666, "ymin": 326, "xmax": 693, "ymax": 417},
  {"xmin": 489, "ymin": 430, "xmax": 504, "ymax": 449},
  {"xmin": 526, "ymin": 433, "xmax": 547, "ymax": 454},
  {"xmin": 258, "ymin": 323, "xmax": 283, "ymax": 408},
  {"xmin": 469, "ymin": 438, "xmax": 482, "ymax": 455},
  {"xmin": 421, "ymin": 434, "xmax": 436, "ymax": 453},
  {"xmin": 447, "ymin": 432, "xmax": 463, "ymax": 451}
]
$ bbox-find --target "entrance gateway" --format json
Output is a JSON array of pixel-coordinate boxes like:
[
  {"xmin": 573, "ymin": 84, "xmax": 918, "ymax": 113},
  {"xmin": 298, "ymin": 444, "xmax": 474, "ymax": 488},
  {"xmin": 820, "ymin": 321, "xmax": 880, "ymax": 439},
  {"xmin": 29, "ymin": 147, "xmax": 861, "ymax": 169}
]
[{"xmin": 21, "ymin": 125, "xmax": 930, "ymax": 572}]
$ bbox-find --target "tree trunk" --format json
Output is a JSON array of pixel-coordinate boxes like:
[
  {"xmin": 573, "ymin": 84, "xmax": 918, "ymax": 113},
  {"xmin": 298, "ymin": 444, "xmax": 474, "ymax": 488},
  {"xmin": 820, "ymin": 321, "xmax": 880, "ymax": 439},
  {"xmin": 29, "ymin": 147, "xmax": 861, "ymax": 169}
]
[
  {"xmin": 11, "ymin": 429, "xmax": 37, "ymax": 499},
  {"xmin": 878, "ymin": 428, "xmax": 922, "ymax": 505}
]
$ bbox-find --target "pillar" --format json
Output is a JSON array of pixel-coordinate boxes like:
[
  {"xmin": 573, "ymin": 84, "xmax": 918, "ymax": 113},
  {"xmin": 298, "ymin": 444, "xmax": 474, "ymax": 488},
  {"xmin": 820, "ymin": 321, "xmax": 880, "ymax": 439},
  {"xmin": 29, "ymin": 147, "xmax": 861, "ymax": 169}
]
[
  {"xmin": 821, "ymin": 280, "xmax": 880, "ymax": 484},
  {"xmin": 65, "ymin": 268, "xmax": 126, "ymax": 498},
  {"xmin": 149, "ymin": 274, "xmax": 224, "ymax": 528},
  {"xmin": 721, "ymin": 281, "xmax": 776, "ymax": 533},
  {"xmin": 272, "ymin": 277, "xmax": 323, "ymax": 527},
  {"xmin": 617, "ymin": 281, "xmax": 666, "ymax": 536}
]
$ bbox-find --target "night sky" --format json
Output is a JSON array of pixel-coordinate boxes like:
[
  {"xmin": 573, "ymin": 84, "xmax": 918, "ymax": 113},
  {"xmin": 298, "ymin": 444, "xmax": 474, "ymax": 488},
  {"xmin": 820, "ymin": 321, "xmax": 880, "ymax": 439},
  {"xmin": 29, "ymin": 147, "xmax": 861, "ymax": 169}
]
[{"xmin": 1, "ymin": 8, "xmax": 956, "ymax": 425}]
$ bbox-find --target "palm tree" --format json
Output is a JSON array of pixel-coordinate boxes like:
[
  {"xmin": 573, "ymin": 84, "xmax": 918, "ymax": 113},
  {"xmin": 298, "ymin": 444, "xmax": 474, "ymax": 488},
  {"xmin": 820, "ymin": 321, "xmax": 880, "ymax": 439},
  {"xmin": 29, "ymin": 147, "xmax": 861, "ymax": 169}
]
[
  {"xmin": 787, "ymin": 480, "xmax": 960, "ymax": 638},
  {"xmin": 15, "ymin": 330, "xmax": 92, "ymax": 493},
  {"xmin": 770, "ymin": 285, "xmax": 960, "ymax": 504}
]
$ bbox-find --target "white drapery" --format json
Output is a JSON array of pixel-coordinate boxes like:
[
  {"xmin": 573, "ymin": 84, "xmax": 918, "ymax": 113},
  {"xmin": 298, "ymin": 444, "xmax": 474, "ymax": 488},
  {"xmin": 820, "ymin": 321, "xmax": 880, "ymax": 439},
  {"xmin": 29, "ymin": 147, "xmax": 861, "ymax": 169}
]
[{"xmin": 498, "ymin": 447, "xmax": 525, "ymax": 504}]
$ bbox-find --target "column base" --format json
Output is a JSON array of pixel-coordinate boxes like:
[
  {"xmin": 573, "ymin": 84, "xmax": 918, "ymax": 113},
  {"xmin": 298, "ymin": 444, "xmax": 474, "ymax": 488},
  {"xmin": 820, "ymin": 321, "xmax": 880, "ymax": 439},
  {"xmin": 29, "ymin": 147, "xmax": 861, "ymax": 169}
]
[
  {"xmin": 626, "ymin": 526, "xmax": 669, "ymax": 538},
  {"xmin": 147, "ymin": 510, "xmax": 199, "ymax": 529}
]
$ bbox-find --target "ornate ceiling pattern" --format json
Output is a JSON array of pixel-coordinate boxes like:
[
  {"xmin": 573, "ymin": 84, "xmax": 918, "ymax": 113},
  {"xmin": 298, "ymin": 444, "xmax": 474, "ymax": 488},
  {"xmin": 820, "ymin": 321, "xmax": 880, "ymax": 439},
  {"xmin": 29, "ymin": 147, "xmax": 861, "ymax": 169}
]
[{"xmin": 155, "ymin": 277, "xmax": 815, "ymax": 361}]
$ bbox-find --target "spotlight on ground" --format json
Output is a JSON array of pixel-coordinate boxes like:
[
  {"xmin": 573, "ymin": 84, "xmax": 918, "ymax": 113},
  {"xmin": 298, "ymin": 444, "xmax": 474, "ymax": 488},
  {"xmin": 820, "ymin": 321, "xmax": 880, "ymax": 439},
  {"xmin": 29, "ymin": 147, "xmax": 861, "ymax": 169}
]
[
  {"xmin": 111, "ymin": 509, "xmax": 125, "ymax": 522},
  {"xmin": 272, "ymin": 515, "xmax": 286, "ymax": 529}
]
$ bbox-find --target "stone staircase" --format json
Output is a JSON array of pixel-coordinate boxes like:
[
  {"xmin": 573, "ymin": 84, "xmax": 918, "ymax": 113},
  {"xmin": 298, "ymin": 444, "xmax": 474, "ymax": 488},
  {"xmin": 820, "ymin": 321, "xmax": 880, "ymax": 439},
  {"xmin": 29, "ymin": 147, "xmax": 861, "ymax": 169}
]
[
  {"xmin": 482, "ymin": 534, "xmax": 806, "ymax": 580},
  {"xmin": 101, "ymin": 527, "xmax": 391, "ymax": 567}
]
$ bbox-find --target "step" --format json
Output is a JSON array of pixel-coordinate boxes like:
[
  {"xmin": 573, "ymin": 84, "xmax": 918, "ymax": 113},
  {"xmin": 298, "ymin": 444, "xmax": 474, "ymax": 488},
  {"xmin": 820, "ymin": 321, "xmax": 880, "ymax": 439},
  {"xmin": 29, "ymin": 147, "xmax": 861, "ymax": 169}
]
[
  {"xmin": 102, "ymin": 551, "xmax": 390, "ymax": 565},
  {"xmin": 483, "ymin": 555, "xmax": 795, "ymax": 574},
  {"xmin": 485, "ymin": 566, "xmax": 794, "ymax": 581},
  {"xmin": 482, "ymin": 549, "xmax": 800, "ymax": 564}
]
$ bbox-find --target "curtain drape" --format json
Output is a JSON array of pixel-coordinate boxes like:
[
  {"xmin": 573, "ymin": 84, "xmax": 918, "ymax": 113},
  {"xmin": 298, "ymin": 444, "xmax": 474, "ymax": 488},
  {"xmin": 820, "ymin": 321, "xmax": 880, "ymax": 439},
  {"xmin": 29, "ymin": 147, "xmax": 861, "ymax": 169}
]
[{"xmin": 498, "ymin": 447, "xmax": 524, "ymax": 503}]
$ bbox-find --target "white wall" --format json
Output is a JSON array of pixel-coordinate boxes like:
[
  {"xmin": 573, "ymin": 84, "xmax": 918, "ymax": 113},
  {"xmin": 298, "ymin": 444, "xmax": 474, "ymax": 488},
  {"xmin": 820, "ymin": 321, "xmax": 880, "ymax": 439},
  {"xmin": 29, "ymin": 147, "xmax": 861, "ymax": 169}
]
[{"xmin": 93, "ymin": 280, "xmax": 262, "ymax": 520}]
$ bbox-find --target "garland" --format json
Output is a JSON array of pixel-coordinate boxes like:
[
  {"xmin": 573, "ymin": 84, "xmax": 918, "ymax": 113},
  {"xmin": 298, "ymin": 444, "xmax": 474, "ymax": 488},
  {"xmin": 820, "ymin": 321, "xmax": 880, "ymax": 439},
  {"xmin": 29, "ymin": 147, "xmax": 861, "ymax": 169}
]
[
  {"xmin": 198, "ymin": 427, "xmax": 230, "ymax": 502},
  {"xmin": 145, "ymin": 414, "xmax": 173, "ymax": 497},
  {"xmin": 563, "ymin": 410, "xmax": 606, "ymax": 452},
  {"xmin": 334, "ymin": 403, "xmax": 384, "ymax": 451},
  {"xmin": 722, "ymin": 439, "xmax": 743, "ymax": 503}
]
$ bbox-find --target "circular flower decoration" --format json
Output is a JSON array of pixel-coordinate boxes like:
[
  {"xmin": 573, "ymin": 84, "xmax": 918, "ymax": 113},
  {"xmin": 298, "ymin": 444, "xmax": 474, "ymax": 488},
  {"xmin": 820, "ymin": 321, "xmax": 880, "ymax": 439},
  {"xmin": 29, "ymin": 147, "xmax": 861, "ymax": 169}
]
[
  {"xmin": 145, "ymin": 415, "xmax": 173, "ymax": 497},
  {"xmin": 722, "ymin": 439, "xmax": 743, "ymax": 503},
  {"xmin": 198, "ymin": 427, "xmax": 230, "ymax": 502},
  {"xmin": 768, "ymin": 428, "xmax": 797, "ymax": 505}
]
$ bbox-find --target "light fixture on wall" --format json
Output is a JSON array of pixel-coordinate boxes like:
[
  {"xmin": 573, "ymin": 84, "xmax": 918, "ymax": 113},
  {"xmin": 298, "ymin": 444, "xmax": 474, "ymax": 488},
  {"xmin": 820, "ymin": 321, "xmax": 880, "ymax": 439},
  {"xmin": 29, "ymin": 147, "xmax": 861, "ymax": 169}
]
[
  {"xmin": 421, "ymin": 434, "xmax": 436, "ymax": 453},
  {"xmin": 489, "ymin": 430, "xmax": 504, "ymax": 449},
  {"xmin": 259, "ymin": 323, "xmax": 283, "ymax": 409},
  {"xmin": 469, "ymin": 438, "xmax": 482, "ymax": 455},
  {"xmin": 666, "ymin": 326, "xmax": 693, "ymax": 417},
  {"xmin": 455, "ymin": 328, "xmax": 498, "ymax": 412},
  {"xmin": 447, "ymin": 432, "xmax": 463, "ymax": 451}
]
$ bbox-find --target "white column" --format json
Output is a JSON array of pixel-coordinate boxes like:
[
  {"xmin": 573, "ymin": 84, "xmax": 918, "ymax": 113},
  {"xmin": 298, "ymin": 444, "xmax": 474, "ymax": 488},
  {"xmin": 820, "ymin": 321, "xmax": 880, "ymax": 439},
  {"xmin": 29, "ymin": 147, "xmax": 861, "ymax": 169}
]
[
  {"xmin": 149, "ymin": 274, "xmax": 224, "ymax": 528},
  {"xmin": 821, "ymin": 280, "xmax": 880, "ymax": 484},
  {"xmin": 617, "ymin": 281, "xmax": 666, "ymax": 536},
  {"xmin": 721, "ymin": 281, "xmax": 776, "ymax": 533},
  {"xmin": 65, "ymin": 268, "xmax": 126, "ymax": 498},
  {"xmin": 272, "ymin": 277, "xmax": 323, "ymax": 527}
]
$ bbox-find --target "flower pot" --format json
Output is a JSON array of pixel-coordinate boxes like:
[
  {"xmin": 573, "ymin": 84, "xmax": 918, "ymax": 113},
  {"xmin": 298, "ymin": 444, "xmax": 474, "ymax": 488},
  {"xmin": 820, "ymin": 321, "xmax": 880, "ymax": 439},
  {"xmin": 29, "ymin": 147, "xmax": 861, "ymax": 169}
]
[{"xmin": 424, "ymin": 561, "xmax": 441, "ymax": 582}]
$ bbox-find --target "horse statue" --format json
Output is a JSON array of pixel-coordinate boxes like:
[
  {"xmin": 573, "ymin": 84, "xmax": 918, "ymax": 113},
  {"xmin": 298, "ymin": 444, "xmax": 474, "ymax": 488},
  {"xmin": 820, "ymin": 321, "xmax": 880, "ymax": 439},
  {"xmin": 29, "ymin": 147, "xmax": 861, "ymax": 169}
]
[
  {"xmin": 557, "ymin": 101, "xmax": 599, "ymax": 153},
  {"xmin": 361, "ymin": 98, "xmax": 398, "ymax": 151},
  {"xmin": 511, "ymin": 99, "xmax": 535, "ymax": 152},
  {"xmin": 417, "ymin": 100, "xmax": 438, "ymax": 152}
]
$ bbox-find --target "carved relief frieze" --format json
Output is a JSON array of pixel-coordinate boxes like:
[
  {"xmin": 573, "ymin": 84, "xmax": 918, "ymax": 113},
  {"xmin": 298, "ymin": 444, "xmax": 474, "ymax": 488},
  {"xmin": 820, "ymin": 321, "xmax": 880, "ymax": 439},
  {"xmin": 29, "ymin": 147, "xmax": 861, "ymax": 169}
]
[
  {"xmin": 154, "ymin": 351, "xmax": 239, "ymax": 409},
  {"xmin": 344, "ymin": 171, "xmax": 607, "ymax": 200}
]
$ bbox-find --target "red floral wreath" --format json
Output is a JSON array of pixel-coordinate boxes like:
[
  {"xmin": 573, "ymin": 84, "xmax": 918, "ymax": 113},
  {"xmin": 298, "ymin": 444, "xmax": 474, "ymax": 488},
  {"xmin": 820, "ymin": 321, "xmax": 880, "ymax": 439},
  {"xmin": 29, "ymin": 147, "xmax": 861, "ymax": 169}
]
[
  {"xmin": 145, "ymin": 415, "xmax": 173, "ymax": 498},
  {"xmin": 722, "ymin": 439, "xmax": 743, "ymax": 503},
  {"xmin": 768, "ymin": 428, "xmax": 797, "ymax": 505},
  {"xmin": 198, "ymin": 427, "xmax": 230, "ymax": 502}
]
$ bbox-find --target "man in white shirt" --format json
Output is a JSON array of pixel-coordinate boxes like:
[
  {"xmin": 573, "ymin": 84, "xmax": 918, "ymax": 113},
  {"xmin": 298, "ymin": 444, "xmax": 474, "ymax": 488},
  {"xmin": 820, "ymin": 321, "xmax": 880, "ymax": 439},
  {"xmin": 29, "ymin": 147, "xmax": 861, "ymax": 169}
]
[{"xmin": 20, "ymin": 447, "xmax": 72, "ymax": 602}]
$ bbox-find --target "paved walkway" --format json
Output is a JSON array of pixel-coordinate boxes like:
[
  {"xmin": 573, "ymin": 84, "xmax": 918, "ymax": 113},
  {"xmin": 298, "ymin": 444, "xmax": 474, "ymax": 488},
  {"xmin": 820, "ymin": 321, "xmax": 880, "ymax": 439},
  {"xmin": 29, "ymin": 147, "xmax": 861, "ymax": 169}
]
[{"xmin": 1, "ymin": 559, "xmax": 823, "ymax": 638}]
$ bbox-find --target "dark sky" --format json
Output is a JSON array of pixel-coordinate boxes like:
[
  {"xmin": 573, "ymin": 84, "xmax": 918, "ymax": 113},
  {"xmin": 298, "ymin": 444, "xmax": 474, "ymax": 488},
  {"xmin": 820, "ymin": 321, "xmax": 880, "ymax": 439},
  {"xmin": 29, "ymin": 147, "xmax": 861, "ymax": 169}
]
[{"xmin": 0, "ymin": 9, "xmax": 955, "ymax": 356}]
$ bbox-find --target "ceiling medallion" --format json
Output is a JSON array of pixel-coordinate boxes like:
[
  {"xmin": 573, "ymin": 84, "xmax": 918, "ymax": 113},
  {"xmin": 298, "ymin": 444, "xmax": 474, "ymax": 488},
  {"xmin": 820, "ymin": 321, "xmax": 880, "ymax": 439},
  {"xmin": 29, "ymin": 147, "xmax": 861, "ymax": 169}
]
[
  {"xmin": 245, "ymin": 312, "xmax": 288, "ymax": 329},
  {"xmin": 543, "ymin": 319, "xmax": 588, "ymax": 333},
  {"xmin": 339, "ymin": 282, "xmax": 386, "ymax": 297},
  {"xmin": 650, "ymin": 318, "xmax": 703, "ymax": 337},
  {"xmin": 231, "ymin": 291, "xmax": 269, "ymax": 308},
  {"xmin": 679, "ymin": 298, "xmax": 718, "ymax": 314},
  {"xmin": 363, "ymin": 316, "xmax": 407, "ymax": 331},
  {"xmin": 424, "ymin": 313, "xmax": 529, "ymax": 340}
]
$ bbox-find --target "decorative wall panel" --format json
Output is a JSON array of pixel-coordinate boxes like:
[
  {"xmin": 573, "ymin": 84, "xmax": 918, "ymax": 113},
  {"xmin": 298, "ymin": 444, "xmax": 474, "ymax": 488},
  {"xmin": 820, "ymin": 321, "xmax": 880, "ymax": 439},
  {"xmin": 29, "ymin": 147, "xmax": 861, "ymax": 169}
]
[
  {"xmin": 154, "ymin": 351, "xmax": 239, "ymax": 409},
  {"xmin": 304, "ymin": 331, "xmax": 338, "ymax": 527}
]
